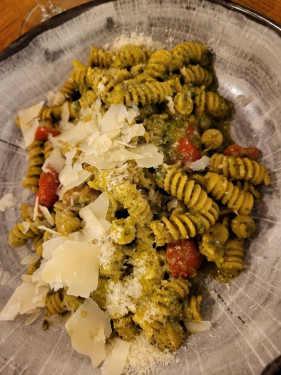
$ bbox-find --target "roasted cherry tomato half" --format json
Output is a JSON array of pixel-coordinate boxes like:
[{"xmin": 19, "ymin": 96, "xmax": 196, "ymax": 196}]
[
  {"xmin": 176, "ymin": 137, "xmax": 202, "ymax": 163},
  {"xmin": 35, "ymin": 126, "xmax": 61, "ymax": 141},
  {"xmin": 37, "ymin": 167, "xmax": 60, "ymax": 208},
  {"xmin": 223, "ymin": 143, "xmax": 259, "ymax": 160},
  {"xmin": 166, "ymin": 239, "xmax": 203, "ymax": 278}
]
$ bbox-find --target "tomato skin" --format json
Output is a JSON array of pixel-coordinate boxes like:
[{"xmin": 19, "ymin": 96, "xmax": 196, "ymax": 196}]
[
  {"xmin": 35, "ymin": 126, "xmax": 61, "ymax": 141},
  {"xmin": 185, "ymin": 124, "xmax": 197, "ymax": 137},
  {"xmin": 176, "ymin": 138, "xmax": 201, "ymax": 163},
  {"xmin": 223, "ymin": 144, "xmax": 259, "ymax": 160},
  {"xmin": 38, "ymin": 167, "xmax": 60, "ymax": 208},
  {"xmin": 166, "ymin": 239, "xmax": 203, "ymax": 278}
]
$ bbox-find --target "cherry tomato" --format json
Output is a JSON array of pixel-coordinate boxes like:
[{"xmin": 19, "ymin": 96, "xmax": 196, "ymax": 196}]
[
  {"xmin": 176, "ymin": 137, "xmax": 201, "ymax": 163},
  {"xmin": 35, "ymin": 126, "xmax": 61, "ymax": 141},
  {"xmin": 185, "ymin": 124, "xmax": 197, "ymax": 137},
  {"xmin": 38, "ymin": 167, "xmax": 60, "ymax": 208},
  {"xmin": 223, "ymin": 144, "xmax": 259, "ymax": 160},
  {"xmin": 166, "ymin": 239, "xmax": 203, "ymax": 278}
]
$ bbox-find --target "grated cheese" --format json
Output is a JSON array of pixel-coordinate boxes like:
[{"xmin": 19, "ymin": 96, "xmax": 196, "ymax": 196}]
[{"xmin": 124, "ymin": 332, "xmax": 176, "ymax": 375}]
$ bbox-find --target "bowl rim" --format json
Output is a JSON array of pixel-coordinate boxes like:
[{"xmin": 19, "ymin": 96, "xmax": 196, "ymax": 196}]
[{"xmin": 0, "ymin": 0, "xmax": 280, "ymax": 63}]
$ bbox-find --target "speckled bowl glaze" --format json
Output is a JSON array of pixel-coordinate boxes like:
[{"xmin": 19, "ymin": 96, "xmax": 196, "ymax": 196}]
[{"xmin": 0, "ymin": 1, "xmax": 280, "ymax": 374}]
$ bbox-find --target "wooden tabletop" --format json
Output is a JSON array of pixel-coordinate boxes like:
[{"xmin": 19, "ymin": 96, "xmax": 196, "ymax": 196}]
[{"xmin": 0, "ymin": 0, "xmax": 281, "ymax": 52}]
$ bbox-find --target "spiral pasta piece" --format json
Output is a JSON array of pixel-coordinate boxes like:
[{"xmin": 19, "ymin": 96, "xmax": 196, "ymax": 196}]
[
  {"xmin": 209, "ymin": 153, "xmax": 270, "ymax": 185},
  {"xmin": 22, "ymin": 139, "xmax": 45, "ymax": 192},
  {"xmin": 219, "ymin": 238, "xmax": 244, "ymax": 278},
  {"xmin": 171, "ymin": 42, "xmax": 213, "ymax": 69},
  {"xmin": 180, "ymin": 65, "xmax": 213, "ymax": 87},
  {"xmin": 156, "ymin": 166, "xmax": 213, "ymax": 212},
  {"xmin": 45, "ymin": 289, "xmax": 68, "ymax": 315},
  {"xmin": 54, "ymin": 202, "xmax": 81, "ymax": 236},
  {"xmin": 150, "ymin": 202, "xmax": 219, "ymax": 246},
  {"xmin": 8, "ymin": 219, "xmax": 43, "ymax": 248},
  {"xmin": 146, "ymin": 49, "xmax": 172, "ymax": 78},
  {"xmin": 112, "ymin": 44, "xmax": 152, "ymax": 69},
  {"xmin": 199, "ymin": 223, "xmax": 229, "ymax": 266},
  {"xmin": 113, "ymin": 314, "xmax": 140, "ymax": 341},
  {"xmin": 107, "ymin": 80, "xmax": 173, "ymax": 106},
  {"xmin": 88, "ymin": 46, "xmax": 114, "ymax": 68},
  {"xmin": 27, "ymin": 258, "xmax": 41, "ymax": 275},
  {"xmin": 236, "ymin": 180, "xmax": 261, "ymax": 199},
  {"xmin": 87, "ymin": 67, "xmax": 132, "ymax": 100},
  {"xmin": 194, "ymin": 88, "xmax": 229, "ymax": 118},
  {"xmin": 184, "ymin": 295, "xmax": 202, "ymax": 322},
  {"xmin": 70, "ymin": 60, "xmax": 88, "ymax": 91},
  {"xmin": 44, "ymin": 140, "xmax": 53, "ymax": 160},
  {"xmin": 205, "ymin": 172, "xmax": 254, "ymax": 215},
  {"xmin": 133, "ymin": 278, "xmax": 190, "ymax": 350},
  {"xmin": 60, "ymin": 78, "xmax": 77, "ymax": 98}
]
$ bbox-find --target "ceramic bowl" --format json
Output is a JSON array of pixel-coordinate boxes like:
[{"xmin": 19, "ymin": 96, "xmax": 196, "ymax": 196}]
[{"xmin": 0, "ymin": 1, "xmax": 280, "ymax": 374}]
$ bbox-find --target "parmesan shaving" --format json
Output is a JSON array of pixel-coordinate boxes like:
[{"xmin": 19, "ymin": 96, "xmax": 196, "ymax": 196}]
[
  {"xmin": 0, "ymin": 275, "xmax": 48, "ymax": 320},
  {"xmin": 184, "ymin": 320, "xmax": 212, "ymax": 334},
  {"xmin": 0, "ymin": 193, "xmax": 17, "ymax": 212},
  {"xmin": 42, "ymin": 146, "xmax": 65, "ymax": 173},
  {"xmin": 165, "ymin": 96, "xmax": 175, "ymax": 114},
  {"xmin": 39, "ymin": 205, "xmax": 55, "ymax": 226},
  {"xmin": 65, "ymin": 299, "xmax": 111, "ymax": 368},
  {"xmin": 188, "ymin": 155, "xmax": 210, "ymax": 171},
  {"xmin": 41, "ymin": 240, "xmax": 100, "ymax": 297},
  {"xmin": 33, "ymin": 196, "xmax": 39, "ymax": 221},
  {"xmin": 102, "ymin": 339, "xmax": 130, "ymax": 375},
  {"xmin": 21, "ymin": 253, "xmax": 39, "ymax": 265},
  {"xmin": 19, "ymin": 101, "xmax": 44, "ymax": 148}
]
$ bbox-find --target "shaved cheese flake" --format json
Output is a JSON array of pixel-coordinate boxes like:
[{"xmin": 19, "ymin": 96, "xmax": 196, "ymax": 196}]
[
  {"xmin": 39, "ymin": 205, "xmax": 55, "ymax": 226},
  {"xmin": 0, "ymin": 193, "xmax": 17, "ymax": 212},
  {"xmin": 102, "ymin": 339, "xmax": 130, "ymax": 375},
  {"xmin": 121, "ymin": 123, "xmax": 145, "ymax": 143},
  {"xmin": 47, "ymin": 91, "xmax": 56, "ymax": 106},
  {"xmin": 56, "ymin": 120, "xmax": 92, "ymax": 144},
  {"xmin": 100, "ymin": 104, "xmax": 127, "ymax": 137},
  {"xmin": 166, "ymin": 96, "xmax": 175, "ymax": 114},
  {"xmin": 41, "ymin": 241, "xmax": 100, "ymax": 297},
  {"xmin": 79, "ymin": 203, "xmax": 110, "ymax": 243},
  {"xmin": 184, "ymin": 320, "xmax": 212, "ymax": 334},
  {"xmin": 58, "ymin": 165, "xmax": 91, "ymax": 199},
  {"xmin": 126, "ymin": 104, "xmax": 139, "ymax": 124},
  {"xmin": 33, "ymin": 196, "xmax": 39, "ymax": 221},
  {"xmin": 21, "ymin": 253, "xmax": 39, "ymax": 265},
  {"xmin": 19, "ymin": 101, "xmax": 44, "ymax": 148},
  {"xmin": 108, "ymin": 148, "xmax": 143, "ymax": 163},
  {"xmin": 65, "ymin": 299, "xmax": 111, "ymax": 368},
  {"xmin": 25, "ymin": 308, "xmax": 41, "ymax": 325},
  {"xmin": 89, "ymin": 193, "xmax": 109, "ymax": 221},
  {"xmin": 52, "ymin": 91, "xmax": 65, "ymax": 106},
  {"xmin": 0, "ymin": 275, "xmax": 48, "ymax": 320},
  {"xmin": 188, "ymin": 155, "xmax": 210, "ymax": 171},
  {"xmin": 61, "ymin": 101, "xmax": 69, "ymax": 123},
  {"xmin": 42, "ymin": 146, "xmax": 65, "ymax": 173},
  {"xmin": 42, "ymin": 235, "xmax": 69, "ymax": 260},
  {"xmin": 21, "ymin": 221, "xmax": 30, "ymax": 234},
  {"xmin": 38, "ymin": 225, "xmax": 60, "ymax": 236},
  {"xmin": 134, "ymin": 144, "xmax": 163, "ymax": 168}
]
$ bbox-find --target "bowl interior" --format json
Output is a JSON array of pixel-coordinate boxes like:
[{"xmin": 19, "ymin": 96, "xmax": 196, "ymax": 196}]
[{"xmin": 0, "ymin": 1, "xmax": 280, "ymax": 374}]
